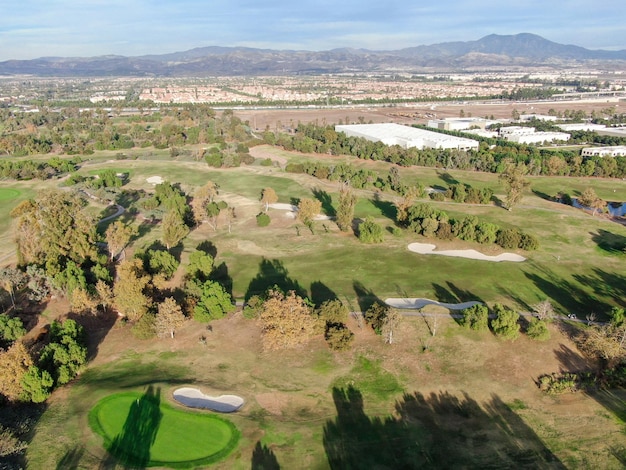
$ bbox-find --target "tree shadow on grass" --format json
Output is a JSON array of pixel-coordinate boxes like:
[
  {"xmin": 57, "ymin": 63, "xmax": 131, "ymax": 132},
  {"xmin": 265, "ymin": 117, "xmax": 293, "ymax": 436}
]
[
  {"xmin": 437, "ymin": 171, "xmax": 459, "ymax": 186},
  {"xmin": 211, "ymin": 261, "xmax": 234, "ymax": 298},
  {"xmin": 66, "ymin": 310, "xmax": 117, "ymax": 362},
  {"xmin": 352, "ymin": 280, "xmax": 383, "ymax": 313},
  {"xmin": 105, "ymin": 385, "xmax": 163, "ymax": 468},
  {"xmin": 323, "ymin": 385, "xmax": 564, "ymax": 469},
  {"xmin": 55, "ymin": 445, "xmax": 84, "ymax": 470},
  {"xmin": 310, "ymin": 281, "xmax": 338, "ymax": 307},
  {"xmin": 590, "ymin": 229, "xmax": 626, "ymax": 254},
  {"xmin": 251, "ymin": 441, "xmax": 280, "ymax": 470},
  {"xmin": 370, "ymin": 193, "xmax": 397, "ymax": 220},
  {"xmin": 312, "ymin": 188, "xmax": 336, "ymax": 217},
  {"xmin": 245, "ymin": 258, "xmax": 307, "ymax": 301}
]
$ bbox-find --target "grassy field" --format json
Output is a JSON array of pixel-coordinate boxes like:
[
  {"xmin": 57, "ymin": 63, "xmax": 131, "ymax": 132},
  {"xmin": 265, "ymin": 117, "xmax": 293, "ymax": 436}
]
[
  {"xmin": 2, "ymin": 145, "xmax": 626, "ymax": 468},
  {"xmin": 89, "ymin": 390, "xmax": 239, "ymax": 468}
]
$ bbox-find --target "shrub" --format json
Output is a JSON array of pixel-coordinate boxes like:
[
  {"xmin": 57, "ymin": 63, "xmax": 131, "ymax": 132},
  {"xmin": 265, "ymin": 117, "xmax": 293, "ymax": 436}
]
[
  {"xmin": 358, "ymin": 217, "xmax": 384, "ymax": 243},
  {"xmin": 526, "ymin": 318, "xmax": 550, "ymax": 340},
  {"xmin": 519, "ymin": 232, "xmax": 539, "ymax": 251},
  {"xmin": 131, "ymin": 313, "xmax": 156, "ymax": 339},
  {"xmin": 325, "ymin": 324, "xmax": 354, "ymax": 351},
  {"xmin": 256, "ymin": 212, "xmax": 271, "ymax": 227},
  {"xmin": 260, "ymin": 158, "xmax": 273, "ymax": 167},
  {"xmin": 496, "ymin": 228, "xmax": 522, "ymax": 249},
  {"xmin": 429, "ymin": 191, "xmax": 445, "ymax": 201},
  {"xmin": 243, "ymin": 295, "xmax": 264, "ymax": 319}
]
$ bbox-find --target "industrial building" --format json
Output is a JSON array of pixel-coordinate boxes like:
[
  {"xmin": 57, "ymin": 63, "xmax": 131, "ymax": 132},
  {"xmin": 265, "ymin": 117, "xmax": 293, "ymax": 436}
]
[
  {"xmin": 498, "ymin": 126, "xmax": 570, "ymax": 144},
  {"xmin": 335, "ymin": 123, "xmax": 479, "ymax": 151},
  {"xmin": 557, "ymin": 123, "xmax": 607, "ymax": 132},
  {"xmin": 426, "ymin": 117, "xmax": 499, "ymax": 131},
  {"xmin": 581, "ymin": 146, "xmax": 626, "ymax": 157}
]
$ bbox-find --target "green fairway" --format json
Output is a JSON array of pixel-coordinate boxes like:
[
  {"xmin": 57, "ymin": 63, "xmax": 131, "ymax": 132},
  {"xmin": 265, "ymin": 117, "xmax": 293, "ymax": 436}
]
[
  {"xmin": 89, "ymin": 390, "xmax": 239, "ymax": 468},
  {"xmin": 0, "ymin": 188, "xmax": 21, "ymax": 201}
]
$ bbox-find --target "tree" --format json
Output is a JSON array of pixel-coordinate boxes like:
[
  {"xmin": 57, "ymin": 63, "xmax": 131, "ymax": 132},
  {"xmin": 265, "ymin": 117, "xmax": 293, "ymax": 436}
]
[
  {"xmin": 191, "ymin": 181, "xmax": 219, "ymax": 224},
  {"xmin": 146, "ymin": 249, "xmax": 179, "ymax": 279},
  {"xmin": 358, "ymin": 217, "xmax": 384, "ymax": 243},
  {"xmin": 11, "ymin": 190, "xmax": 96, "ymax": 266},
  {"xmin": 459, "ymin": 304, "xmax": 489, "ymax": 331},
  {"xmin": 499, "ymin": 163, "xmax": 529, "ymax": 211},
  {"xmin": 186, "ymin": 250, "xmax": 214, "ymax": 280},
  {"xmin": 490, "ymin": 304, "xmax": 520, "ymax": 340},
  {"xmin": 0, "ymin": 267, "xmax": 26, "ymax": 311},
  {"xmin": 191, "ymin": 280, "xmax": 235, "ymax": 322},
  {"xmin": 336, "ymin": 185, "xmax": 356, "ymax": 232},
  {"xmin": 317, "ymin": 299, "xmax": 349, "ymax": 325},
  {"xmin": 0, "ymin": 341, "xmax": 32, "ymax": 401},
  {"xmin": 69, "ymin": 287, "xmax": 98, "ymax": 314},
  {"xmin": 105, "ymin": 220, "xmax": 135, "ymax": 261},
  {"xmin": 578, "ymin": 187, "xmax": 606, "ymax": 216},
  {"xmin": 155, "ymin": 297, "xmax": 186, "ymax": 339},
  {"xmin": 297, "ymin": 198, "xmax": 322, "ymax": 225},
  {"xmin": 95, "ymin": 279, "xmax": 114, "ymax": 314},
  {"xmin": 162, "ymin": 209, "xmax": 189, "ymax": 250},
  {"xmin": 39, "ymin": 319, "xmax": 87, "ymax": 386},
  {"xmin": 0, "ymin": 424, "xmax": 27, "ymax": 457},
  {"xmin": 260, "ymin": 187, "xmax": 278, "ymax": 212},
  {"xmin": 113, "ymin": 258, "xmax": 150, "ymax": 321},
  {"xmin": 364, "ymin": 302, "xmax": 390, "ymax": 333},
  {"xmin": 260, "ymin": 290, "xmax": 318, "ymax": 350},
  {"xmin": 256, "ymin": 212, "xmax": 271, "ymax": 227},
  {"xmin": 532, "ymin": 300, "xmax": 555, "ymax": 322},
  {"xmin": 380, "ymin": 308, "xmax": 402, "ymax": 344}
]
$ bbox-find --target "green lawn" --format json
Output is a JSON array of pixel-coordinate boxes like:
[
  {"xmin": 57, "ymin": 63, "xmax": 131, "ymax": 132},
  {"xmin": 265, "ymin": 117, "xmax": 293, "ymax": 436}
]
[{"xmin": 89, "ymin": 391, "xmax": 239, "ymax": 468}]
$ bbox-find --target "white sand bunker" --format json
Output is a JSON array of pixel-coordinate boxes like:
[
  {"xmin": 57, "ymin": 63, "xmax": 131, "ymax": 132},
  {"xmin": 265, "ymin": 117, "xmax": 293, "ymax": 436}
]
[
  {"xmin": 146, "ymin": 176, "xmax": 164, "ymax": 185},
  {"xmin": 173, "ymin": 387, "xmax": 244, "ymax": 413},
  {"xmin": 408, "ymin": 243, "xmax": 526, "ymax": 263},
  {"xmin": 268, "ymin": 203, "xmax": 331, "ymax": 220},
  {"xmin": 385, "ymin": 298, "xmax": 482, "ymax": 310}
]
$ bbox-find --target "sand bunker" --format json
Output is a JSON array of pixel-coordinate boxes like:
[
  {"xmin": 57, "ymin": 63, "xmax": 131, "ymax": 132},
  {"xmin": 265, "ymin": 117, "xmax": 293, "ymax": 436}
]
[
  {"xmin": 146, "ymin": 176, "xmax": 164, "ymax": 185},
  {"xmin": 385, "ymin": 298, "xmax": 482, "ymax": 310},
  {"xmin": 408, "ymin": 243, "xmax": 526, "ymax": 262},
  {"xmin": 173, "ymin": 387, "xmax": 244, "ymax": 413}
]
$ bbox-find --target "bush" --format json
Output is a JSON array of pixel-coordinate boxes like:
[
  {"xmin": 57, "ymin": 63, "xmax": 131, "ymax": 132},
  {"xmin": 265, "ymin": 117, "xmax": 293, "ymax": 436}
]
[
  {"xmin": 496, "ymin": 228, "xmax": 522, "ymax": 249},
  {"xmin": 519, "ymin": 232, "xmax": 539, "ymax": 251},
  {"xmin": 256, "ymin": 212, "xmax": 271, "ymax": 227},
  {"xmin": 131, "ymin": 313, "xmax": 156, "ymax": 339},
  {"xmin": 243, "ymin": 295, "xmax": 264, "ymax": 319},
  {"xmin": 430, "ymin": 191, "xmax": 445, "ymax": 201},
  {"xmin": 325, "ymin": 324, "xmax": 354, "ymax": 351},
  {"xmin": 358, "ymin": 217, "xmax": 384, "ymax": 243},
  {"xmin": 260, "ymin": 158, "xmax": 273, "ymax": 167},
  {"xmin": 526, "ymin": 318, "xmax": 550, "ymax": 340}
]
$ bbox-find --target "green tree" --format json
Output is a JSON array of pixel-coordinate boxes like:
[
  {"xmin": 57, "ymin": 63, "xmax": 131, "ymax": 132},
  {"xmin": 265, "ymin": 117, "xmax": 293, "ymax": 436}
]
[
  {"xmin": 0, "ymin": 314, "xmax": 26, "ymax": 343},
  {"xmin": 460, "ymin": 304, "xmax": 489, "ymax": 331},
  {"xmin": 490, "ymin": 304, "xmax": 520, "ymax": 340},
  {"xmin": 186, "ymin": 250, "xmax": 214, "ymax": 280},
  {"xmin": 364, "ymin": 302, "xmax": 390, "ymax": 333},
  {"xmin": 191, "ymin": 280, "xmax": 235, "ymax": 322},
  {"xmin": 21, "ymin": 366, "xmax": 53, "ymax": 403},
  {"xmin": 358, "ymin": 217, "xmax": 384, "ymax": 243},
  {"xmin": 336, "ymin": 185, "xmax": 356, "ymax": 232},
  {"xmin": 39, "ymin": 319, "xmax": 87, "ymax": 385},
  {"xmin": 162, "ymin": 209, "xmax": 189, "ymax": 250},
  {"xmin": 146, "ymin": 249, "xmax": 180, "ymax": 279},
  {"xmin": 256, "ymin": 212, "xmax": 271, "ymax": 227}
]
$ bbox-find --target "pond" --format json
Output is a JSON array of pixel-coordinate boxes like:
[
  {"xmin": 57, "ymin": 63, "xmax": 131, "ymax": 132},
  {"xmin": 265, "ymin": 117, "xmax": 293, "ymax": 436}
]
[{"xmin": 572, "ymin": 199, "xmax": 626, "ymax": 217}]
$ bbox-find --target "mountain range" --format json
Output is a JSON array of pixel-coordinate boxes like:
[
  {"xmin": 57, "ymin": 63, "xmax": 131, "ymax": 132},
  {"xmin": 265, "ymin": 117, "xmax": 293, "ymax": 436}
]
[{"xmin": 1, "ymin": 33, "xmax": 625, "ymax": 77}]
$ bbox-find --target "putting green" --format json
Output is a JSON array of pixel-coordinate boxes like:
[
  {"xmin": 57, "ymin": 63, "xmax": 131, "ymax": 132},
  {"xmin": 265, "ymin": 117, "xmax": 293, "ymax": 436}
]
[
  {"xmin": 0, "ymin": 188, "xmax": 21, "ymax": 201},
  {"xmin": 89, "ymin": 391, "xmax": 239, "ymax": 468}
]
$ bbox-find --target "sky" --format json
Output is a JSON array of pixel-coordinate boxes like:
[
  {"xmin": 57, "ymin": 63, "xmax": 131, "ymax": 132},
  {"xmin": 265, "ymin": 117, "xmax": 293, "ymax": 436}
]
[{"xmin": 1, "ymin": 0, "xmax": 625, "ymax": 61}]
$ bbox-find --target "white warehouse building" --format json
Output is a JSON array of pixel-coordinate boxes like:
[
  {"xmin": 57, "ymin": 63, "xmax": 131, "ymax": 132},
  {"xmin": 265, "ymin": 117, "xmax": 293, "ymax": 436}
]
[
  {"xmin": 499, "ymin": 126, "xmax": 570, "ymax": 144},
  {"xmin": 581, "ymin": 146, "xmax": 626, "ymax": 157},
  {"xmin": 335, "ymin": 123, "xmax": 479, "ymax": 151}
]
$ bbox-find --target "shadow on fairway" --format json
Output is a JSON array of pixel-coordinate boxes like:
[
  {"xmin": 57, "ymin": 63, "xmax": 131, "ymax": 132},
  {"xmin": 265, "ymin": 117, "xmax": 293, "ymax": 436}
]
[
  {"xmin": 323, "ymin": 385, "xmax": 564, "ymax": 469},
  {"xmin": 246, "ymin": 258, "xmax": 308, "ymax": 301},
  {"xmin": 104, "ymin": 385, "xmax": 163, "ymax": 468},
  {"xmin": 251, "ymin": 441, "xmax": 281, "ymax": 470},
  {"xmin": 312, "ymin": 188, "xmax": 336, "ymax": 217}
]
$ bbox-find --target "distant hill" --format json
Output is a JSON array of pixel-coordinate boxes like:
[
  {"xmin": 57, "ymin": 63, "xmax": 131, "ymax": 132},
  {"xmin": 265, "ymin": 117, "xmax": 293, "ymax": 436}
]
[{"xmin": 1, "ymin": 33, "xmax": 625, "ymax": 77}]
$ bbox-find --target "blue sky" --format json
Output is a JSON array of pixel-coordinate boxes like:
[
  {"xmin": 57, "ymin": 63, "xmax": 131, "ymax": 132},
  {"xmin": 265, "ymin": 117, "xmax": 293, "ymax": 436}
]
[{"xmin": 1, "ymin": 0, "xmax": 625, "ymax": 60}]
